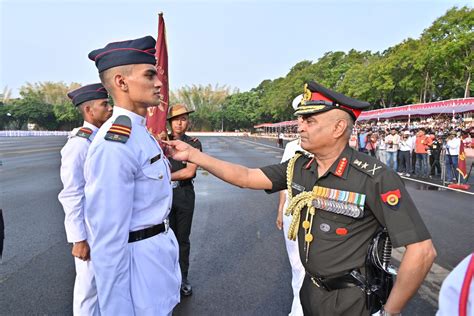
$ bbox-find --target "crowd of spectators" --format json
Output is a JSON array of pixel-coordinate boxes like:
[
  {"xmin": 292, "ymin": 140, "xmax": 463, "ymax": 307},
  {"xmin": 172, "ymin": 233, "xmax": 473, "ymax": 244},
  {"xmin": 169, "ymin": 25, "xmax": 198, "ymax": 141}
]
[{"xmin": 351, "ymin": 116, "xmax": 473, "ymax": 183}]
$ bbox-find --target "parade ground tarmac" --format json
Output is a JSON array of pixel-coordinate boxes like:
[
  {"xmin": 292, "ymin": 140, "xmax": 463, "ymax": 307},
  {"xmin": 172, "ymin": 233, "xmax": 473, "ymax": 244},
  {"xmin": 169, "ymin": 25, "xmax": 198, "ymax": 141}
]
[{"xmin": 0, "ymin": 136, "xmax": 472, "ymax": 315}]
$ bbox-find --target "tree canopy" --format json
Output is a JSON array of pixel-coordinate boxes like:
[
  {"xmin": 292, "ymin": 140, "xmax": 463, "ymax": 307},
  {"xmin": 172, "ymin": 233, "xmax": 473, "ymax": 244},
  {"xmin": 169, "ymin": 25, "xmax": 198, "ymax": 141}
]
[{"xmin": 1, "ymin": 6, "xmax": 472, "ymax": 131}]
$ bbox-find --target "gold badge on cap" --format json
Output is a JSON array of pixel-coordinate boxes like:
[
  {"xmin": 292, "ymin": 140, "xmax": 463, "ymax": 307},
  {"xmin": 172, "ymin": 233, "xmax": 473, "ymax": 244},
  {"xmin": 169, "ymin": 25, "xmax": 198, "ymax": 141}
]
[{"xmin": 302, "ymin": 83, "xmax": 312, "ymax": 105}]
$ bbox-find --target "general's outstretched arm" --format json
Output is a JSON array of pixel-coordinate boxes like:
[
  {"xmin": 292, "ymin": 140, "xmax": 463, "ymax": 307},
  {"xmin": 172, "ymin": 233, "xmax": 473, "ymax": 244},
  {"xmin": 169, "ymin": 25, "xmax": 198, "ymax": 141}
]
[{"xmin": 166, "ymin": 140, "xmax": 273, "ymax": 190}]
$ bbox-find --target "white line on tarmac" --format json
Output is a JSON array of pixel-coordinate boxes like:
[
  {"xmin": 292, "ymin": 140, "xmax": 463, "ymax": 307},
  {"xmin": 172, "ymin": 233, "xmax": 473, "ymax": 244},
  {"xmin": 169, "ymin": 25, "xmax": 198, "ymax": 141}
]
[
  {"xmin": 2, "ymin": 146, "xmax": 63, "ymax": 155},
  {"xmin": 237, "ymin": 137, "xmax": 284, "ymax": 152},
  {"xmin": 400, "ymin": 175, "xmax": 474, "ymax": 195}
]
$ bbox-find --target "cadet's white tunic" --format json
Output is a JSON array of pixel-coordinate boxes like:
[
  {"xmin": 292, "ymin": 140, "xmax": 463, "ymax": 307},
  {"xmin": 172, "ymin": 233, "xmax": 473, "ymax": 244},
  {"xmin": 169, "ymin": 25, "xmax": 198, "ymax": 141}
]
[
  {"xmin": 437, "ymin": 253, "xmax": 473, "ymax": 316},
  {"xmin": 58, "ymin": 121, "xmax": 99, "ymax": 315},
  {"xmin": 281, "ymin": 139, "xmax": 306, "ymax": 316},
  {"xmin": 84, "ymin": 106, "xmax": 180, "ymax": 315}
]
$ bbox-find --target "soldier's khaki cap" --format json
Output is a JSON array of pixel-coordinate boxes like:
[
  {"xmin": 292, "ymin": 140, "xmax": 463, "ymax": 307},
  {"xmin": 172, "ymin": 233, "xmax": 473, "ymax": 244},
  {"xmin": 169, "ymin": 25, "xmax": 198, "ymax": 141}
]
[{"xmin": 167, "ymin": 103, "xmax": 195, "ymax": 120}]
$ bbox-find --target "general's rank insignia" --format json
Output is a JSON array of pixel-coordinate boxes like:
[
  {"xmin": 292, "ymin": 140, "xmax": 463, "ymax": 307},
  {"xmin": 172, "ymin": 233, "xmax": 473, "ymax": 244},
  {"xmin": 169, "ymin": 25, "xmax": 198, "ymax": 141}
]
[
  {"xmin": 105, "ymin": 115, "xmax": 132, "ymax": 143},
  {"xmin": 335, "ymin": 157, "xmax": 348, "ymax": 177},
  {"xmin": 351, "ymin": 157, "xmax": 382, "ymax": 177},
  {"xmin": 381, "ymin": 189, "xmax": 401, "ymax": 208},
  {"xmin": 76, "ymin": 127, "xmax": 93, "ymax": 140}
]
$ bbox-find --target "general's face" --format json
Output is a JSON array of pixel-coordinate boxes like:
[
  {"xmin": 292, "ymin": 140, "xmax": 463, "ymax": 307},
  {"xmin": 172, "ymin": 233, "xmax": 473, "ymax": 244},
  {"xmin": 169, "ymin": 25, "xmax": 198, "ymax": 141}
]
[
  {"xmin": 90, "ymin": 98, "xmax": 112, "ymax": 124},
  {"xmin": 297, "ymin": 111, "xmax": 334, "ymax": 153},
  {"xmin": 126, "ymin": 64, "xmax": 162, "ymax": 107},
  {"xmin": 170, "ymin": 114, "xmax": 189, "ymax": 134}
]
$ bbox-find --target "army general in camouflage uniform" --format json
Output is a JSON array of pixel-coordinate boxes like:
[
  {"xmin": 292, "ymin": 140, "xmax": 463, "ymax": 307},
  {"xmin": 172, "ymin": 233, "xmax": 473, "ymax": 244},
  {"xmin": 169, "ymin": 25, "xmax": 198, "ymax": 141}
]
[{"xmin": 166, "ymin": 81, "xmax": 436, "ymax": 316}]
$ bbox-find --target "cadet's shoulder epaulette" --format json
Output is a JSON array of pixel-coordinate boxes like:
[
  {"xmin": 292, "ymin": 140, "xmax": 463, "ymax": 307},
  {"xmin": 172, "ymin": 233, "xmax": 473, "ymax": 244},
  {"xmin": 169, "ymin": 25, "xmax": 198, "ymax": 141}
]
[
  {"xmin": 104, "ymin": 115, "xmax": 132, "ymax": 143},
  {"xmin": 73, "ymin": 127, "xmax": 93, "ymax": 140},
  {"xmin": 350, "ymin": 155, "xmax": 384, "ymax": 177}
]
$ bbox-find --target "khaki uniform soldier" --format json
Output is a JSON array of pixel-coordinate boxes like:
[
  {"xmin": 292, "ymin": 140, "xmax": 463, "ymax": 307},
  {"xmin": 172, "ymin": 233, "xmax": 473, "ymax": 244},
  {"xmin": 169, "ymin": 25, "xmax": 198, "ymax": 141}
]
[
  {"xmin": 166, "ymin": 81, "xmax": 436, "ymax": 316},
  {"xmin": 58, "ymin": 83, "xmax": 112, "ymax": 315},
  {"xmin": 167, "ymin": 104, "xmax": 202, "ymax": 296}
]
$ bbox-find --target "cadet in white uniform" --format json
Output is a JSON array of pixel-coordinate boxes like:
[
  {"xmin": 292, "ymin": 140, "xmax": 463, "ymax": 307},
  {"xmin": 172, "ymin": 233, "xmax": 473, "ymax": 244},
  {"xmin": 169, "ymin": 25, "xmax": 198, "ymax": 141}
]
[
  {"xmin": 58, "ymin": 83, "xmax": 112, "ymax": 315},
  {"xmin": 437, "ymin": 253, "xmax": 474, "ymax": 316},
  {"xmin": 85, "ymin": 36, "xmax": 181, "ymax": 315},
  {"xmin": 275, "ymin": 95, "xmax": 306, "ymax": 315},
  {"xmin": 276, "ymin": 138, "xmax": 306, "ymax": 316}
]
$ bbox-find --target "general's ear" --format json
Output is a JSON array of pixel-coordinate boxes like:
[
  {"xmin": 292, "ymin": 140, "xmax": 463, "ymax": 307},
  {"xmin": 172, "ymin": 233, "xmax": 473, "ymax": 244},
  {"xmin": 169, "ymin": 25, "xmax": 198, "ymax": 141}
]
[{"xmin": 333, "ymin": 119, "xmax": 348, "ymax": 138}]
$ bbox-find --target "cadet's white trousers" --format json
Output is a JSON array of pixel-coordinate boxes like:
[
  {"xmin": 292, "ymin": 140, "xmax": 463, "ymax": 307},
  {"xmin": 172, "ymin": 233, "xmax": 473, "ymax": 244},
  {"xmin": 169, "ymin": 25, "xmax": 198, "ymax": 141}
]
[
  {"xmin": 73, "ymin": 258, "xmax": 98, "ymax": 316},
  {"xmin": 283, "ymin": 198, "xmax": 305, "ymax": 316}
]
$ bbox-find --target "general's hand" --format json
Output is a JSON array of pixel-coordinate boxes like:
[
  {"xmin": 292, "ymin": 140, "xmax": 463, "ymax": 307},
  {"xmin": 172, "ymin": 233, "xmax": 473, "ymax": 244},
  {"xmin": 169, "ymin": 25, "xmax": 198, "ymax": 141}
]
[
  {"xmin": 72, "ymin": 240, "xmax": 90, "ymax": 261},
  {"xmin": 164, "ymin": 140, "xmax": 195, "ymax": 162}
]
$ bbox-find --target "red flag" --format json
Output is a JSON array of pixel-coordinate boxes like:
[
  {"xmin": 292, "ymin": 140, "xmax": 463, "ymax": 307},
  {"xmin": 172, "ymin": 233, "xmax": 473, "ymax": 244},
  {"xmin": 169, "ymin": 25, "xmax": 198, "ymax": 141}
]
[
  {"xmin": 457, "ymin": 140, "xmax": 467, "ymax": 179},
  {"xmin": 146, "ymin": 12, "xmax": 169, "ymax": 137}
]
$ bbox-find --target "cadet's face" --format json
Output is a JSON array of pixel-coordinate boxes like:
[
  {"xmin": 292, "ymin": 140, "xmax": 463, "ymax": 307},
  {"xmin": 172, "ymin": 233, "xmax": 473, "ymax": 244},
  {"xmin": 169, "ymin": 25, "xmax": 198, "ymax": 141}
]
[
  {"xmin": 126, "ymin": 64, "xmax": 163, "ymax": 107},
  {"xmin": 297, "ymin": 111, "xmax": 334, "ymax": 153},
  {"xmin": 170, "ymin": 114, "xmax": 189, "ymax": 134},
  {"xmin": 90, "ymin": 99, "xmax": 112, "ymax": 124}
]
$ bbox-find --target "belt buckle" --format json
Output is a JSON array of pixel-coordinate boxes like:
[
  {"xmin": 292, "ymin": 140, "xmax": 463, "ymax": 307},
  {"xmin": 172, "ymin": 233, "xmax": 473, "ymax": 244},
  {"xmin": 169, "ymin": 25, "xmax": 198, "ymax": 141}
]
[
  {"xmin": 164, "ymin": 218, "xmax": 169, "ymax": 233},
  {"xmin": 311, "ymin": 276, "xmax": 328, "ymax": 290},
  {"xmin": 171, "ymin": 181, "xmax": 179, "ymax": 189}
]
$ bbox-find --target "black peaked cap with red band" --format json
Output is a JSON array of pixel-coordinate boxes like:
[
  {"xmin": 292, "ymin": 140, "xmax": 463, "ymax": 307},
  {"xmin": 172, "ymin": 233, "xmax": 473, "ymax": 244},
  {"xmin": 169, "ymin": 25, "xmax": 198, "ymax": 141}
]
[
  {"xmin": 294, "ymin": 81, "xmax": 370, "ymax": 120},
  {"xmin": 88, "ymin": 36, "xmax": 156, "ymax": 73},
  {"xmin": 67, "ymin": 83, "xmax": 108, "ymax": 107}
]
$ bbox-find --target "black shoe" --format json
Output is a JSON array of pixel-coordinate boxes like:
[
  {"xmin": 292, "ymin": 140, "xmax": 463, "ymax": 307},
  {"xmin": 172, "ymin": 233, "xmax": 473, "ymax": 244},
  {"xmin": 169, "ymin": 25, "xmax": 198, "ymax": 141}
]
[{"xmin": 181, "ymin": 279, "xmax": 193, "ymax": 296}]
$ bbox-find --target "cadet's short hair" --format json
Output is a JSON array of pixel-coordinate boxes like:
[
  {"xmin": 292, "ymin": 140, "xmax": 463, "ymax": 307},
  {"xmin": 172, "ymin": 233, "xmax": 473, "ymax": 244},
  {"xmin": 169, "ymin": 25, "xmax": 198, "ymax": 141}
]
[{"xmin": 99, "ymin": 65, "xmax": 134, "ymax": 96}]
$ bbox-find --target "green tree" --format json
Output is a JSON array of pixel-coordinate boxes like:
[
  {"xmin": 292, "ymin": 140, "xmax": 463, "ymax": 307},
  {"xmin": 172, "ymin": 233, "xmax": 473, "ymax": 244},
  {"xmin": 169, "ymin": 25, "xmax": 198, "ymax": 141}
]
[
  {"xmin": 421, "ymin": 6, "xmax": 473, "ymax": 99},
  {"xmin": 5, "ymin": 98, "xmax": 57, "ymax": 130},
  {"xmin": 19, "ymin": 81, "xmax": 82, "ymax": 129},
  {"xmin": 221, "ymin": 91, "xmax": 261, "ymax": 131},
  {"xmin": 170, "ymin": 84, "xmax": 236, "ymax": 131}
]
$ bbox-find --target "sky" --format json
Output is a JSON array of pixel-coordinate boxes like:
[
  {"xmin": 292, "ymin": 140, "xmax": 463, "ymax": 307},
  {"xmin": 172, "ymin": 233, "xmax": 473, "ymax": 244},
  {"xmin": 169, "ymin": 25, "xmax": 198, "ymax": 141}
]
[{"xmin": 0, "ymin": 0, "xmax": 471, "ymax": 97}]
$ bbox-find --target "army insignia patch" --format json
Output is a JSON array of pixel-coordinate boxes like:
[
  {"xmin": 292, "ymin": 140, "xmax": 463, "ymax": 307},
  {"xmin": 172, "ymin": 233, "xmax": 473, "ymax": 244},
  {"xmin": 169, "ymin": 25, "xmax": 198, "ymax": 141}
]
[
  {"xmin": 381, "ymin": 189, "xmax": 401, "ymax": 208},
  {"xmin": 105, "ymin": 115, "xmax": 132, "ymax": 143},
  {"xmin": 76, "ymin": 127, "xmax": 93, "ymax": 140},
  {"xmin": 335, "ymin": 157, "xmax": 348, "ymax": 177}
]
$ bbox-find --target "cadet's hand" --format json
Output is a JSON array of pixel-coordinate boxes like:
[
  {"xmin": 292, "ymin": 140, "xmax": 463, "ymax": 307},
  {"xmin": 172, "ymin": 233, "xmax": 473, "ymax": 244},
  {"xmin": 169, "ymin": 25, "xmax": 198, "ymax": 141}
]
[
  {"xmin": 72, "ymin": 240, "xmax": 90, "ymax": 261},
  {"xmin": 164, "ymin": 140, "xmax": 195, "ymax": 162},
  {"xmin": 276, "ymin": 212, "xmax": 283, "ymax": 230}
]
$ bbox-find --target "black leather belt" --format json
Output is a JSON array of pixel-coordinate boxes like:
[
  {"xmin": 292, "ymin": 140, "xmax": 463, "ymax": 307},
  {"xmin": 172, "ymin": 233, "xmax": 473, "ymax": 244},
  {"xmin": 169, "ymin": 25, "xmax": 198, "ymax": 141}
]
[
  {"xmin": 307, "ymin": 270, "xmax": 365, "ymax": 291},
  {"xmin": 172, "ymin": 180, "xmax": 193, "ymax": 189},
  {"xmin": 128, "ymin": 223, "xmax": 166, "ymax": 243}
]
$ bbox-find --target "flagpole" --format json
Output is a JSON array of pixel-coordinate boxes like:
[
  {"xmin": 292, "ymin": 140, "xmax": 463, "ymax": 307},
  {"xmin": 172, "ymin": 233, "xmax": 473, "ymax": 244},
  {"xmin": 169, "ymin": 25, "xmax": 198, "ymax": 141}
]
[{"xmin": 146, "ymin": 11, "xmax": 169, "ymax": 139}]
